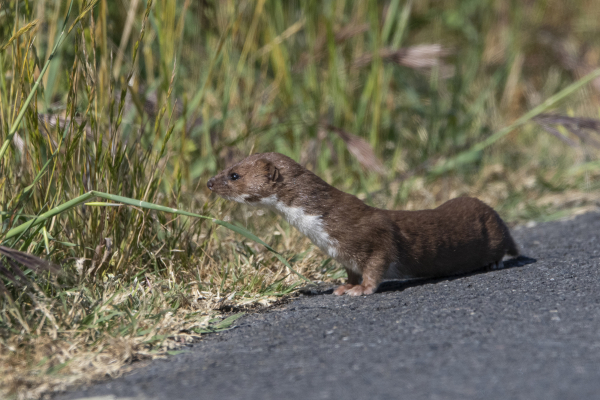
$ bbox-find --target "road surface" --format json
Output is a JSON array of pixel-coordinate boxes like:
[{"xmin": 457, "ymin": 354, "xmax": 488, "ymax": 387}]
[{"xmin": 56, "ymin": 211, "xmax": 600, "ymax": 400}]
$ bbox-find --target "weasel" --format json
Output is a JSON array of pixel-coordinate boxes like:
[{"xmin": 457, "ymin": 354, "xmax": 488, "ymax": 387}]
[{"xmin": 207, "ymin": 152, "xmax": 519, "ymax": 296}]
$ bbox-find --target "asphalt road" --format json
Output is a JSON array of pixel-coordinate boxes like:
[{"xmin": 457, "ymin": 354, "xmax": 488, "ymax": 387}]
[{"xmin": 57, "ymin": 212, "xmax": 600, "ymax": 400}]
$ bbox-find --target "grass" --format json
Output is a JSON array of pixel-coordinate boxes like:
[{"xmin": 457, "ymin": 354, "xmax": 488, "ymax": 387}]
[{"xmin": 1, "ymin": 0, "xmax": 600, "ymax": 398}]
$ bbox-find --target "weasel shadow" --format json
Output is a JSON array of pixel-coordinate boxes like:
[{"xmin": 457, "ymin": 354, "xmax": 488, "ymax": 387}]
[
  {"xmin": 299, "ymin": 255, "xmax": 537, "ymax": 296},
  {"xmin": 377, "ymin": 255, "xmax": 537, "ymax": 294}
]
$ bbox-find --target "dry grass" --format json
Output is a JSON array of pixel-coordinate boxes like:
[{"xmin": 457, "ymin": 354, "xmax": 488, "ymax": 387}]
[{"xmin": 0, "ymin": 218, "xmax": 345, "ymax": 399}]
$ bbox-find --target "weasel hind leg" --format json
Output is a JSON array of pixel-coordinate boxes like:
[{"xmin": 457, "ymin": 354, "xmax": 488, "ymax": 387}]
[
  {"xmin": 487, "ymin": 260, "xmax": 505, "ymax": 270},
  {"xmin": 506, "ymin": 232, "xmax": 520, "ymax": 257}
]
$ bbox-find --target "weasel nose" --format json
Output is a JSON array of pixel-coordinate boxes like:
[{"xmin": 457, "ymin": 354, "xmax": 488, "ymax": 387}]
[{"xmin": 207, "ymin": 178, "xmax": 215, "ymax": 191}]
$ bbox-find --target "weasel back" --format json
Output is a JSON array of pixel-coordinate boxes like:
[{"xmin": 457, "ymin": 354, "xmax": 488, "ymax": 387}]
[{"xmin": 390, "ymin": 197, "xmax": 518, "ymax": 278}]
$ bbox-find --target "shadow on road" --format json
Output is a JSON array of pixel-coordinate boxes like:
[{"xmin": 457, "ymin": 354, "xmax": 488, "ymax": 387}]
[{"xmin": 300, "ymin": 255, "xmax": 537, "ymax": 296}]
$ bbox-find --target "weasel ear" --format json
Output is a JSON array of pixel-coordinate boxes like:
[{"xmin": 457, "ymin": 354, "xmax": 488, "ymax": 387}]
[{"xmin": 263, "ymin": 161, "xmax": 281, "ymax": 182}]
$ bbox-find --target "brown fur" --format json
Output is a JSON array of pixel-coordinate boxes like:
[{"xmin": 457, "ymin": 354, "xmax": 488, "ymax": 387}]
[{"xmin": 207, "ymin": 152, "xmax": 519, "ymax": 296}]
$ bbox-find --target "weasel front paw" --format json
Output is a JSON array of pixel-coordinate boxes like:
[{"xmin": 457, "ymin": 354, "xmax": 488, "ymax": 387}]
[
  {"xmin": 334, "ymin": 284, "xmax": 356, "ymax": 296},
  {"xmin": 345, "ymin": 284, "xmax": 376, "ymax": 296}
]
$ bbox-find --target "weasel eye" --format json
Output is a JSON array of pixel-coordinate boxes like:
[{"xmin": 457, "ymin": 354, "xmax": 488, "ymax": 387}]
[{"xmin": 230, "ymin": 172, "xmax": 240, "ymax": 181}]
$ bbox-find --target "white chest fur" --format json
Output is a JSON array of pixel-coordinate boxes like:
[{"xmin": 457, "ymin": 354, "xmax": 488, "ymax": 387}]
[{"xmin": 257, "ymin": 195, "xmax": 339, "ymax": 259}]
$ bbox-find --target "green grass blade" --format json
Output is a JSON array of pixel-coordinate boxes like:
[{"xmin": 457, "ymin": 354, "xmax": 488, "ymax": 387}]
[
  {"xmin": 3, "ymin": 192, "xmax": 95, "ymax": 240},
  {"xmin": 430, "ymin": 68, "xmax": 600, "ymax": 176},
  {"xmin": 381, "ymin": 0, "xmax": 401, "ymax": 44}
]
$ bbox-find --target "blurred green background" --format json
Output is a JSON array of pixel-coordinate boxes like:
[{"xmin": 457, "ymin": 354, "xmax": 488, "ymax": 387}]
[{"xmin": 2, "ymin": 0, "xmax": 600, "ymax": 216}]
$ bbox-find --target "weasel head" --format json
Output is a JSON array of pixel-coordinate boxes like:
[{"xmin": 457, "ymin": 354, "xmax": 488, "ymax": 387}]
[{"xmin": 207, "ymin": 152, "xmax": 300, "ymax": 205}]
